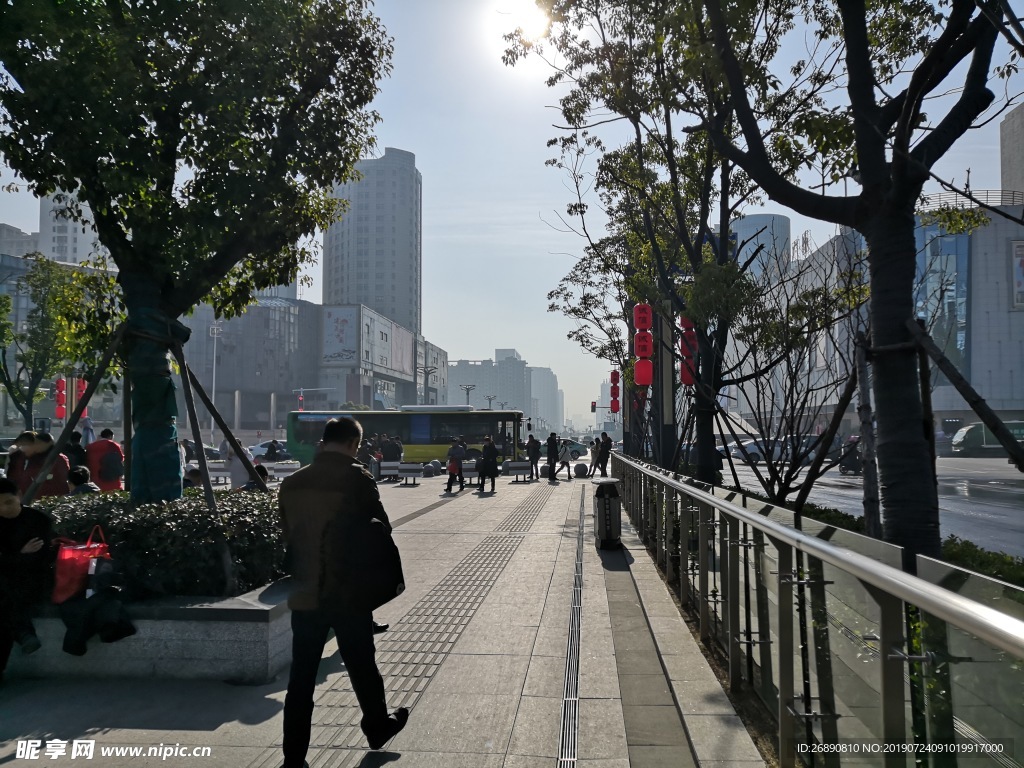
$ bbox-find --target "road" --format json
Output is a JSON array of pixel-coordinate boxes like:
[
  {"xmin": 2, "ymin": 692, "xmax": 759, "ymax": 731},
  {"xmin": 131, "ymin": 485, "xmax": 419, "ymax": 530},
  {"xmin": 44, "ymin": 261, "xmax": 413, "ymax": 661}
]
[{"xmin": 727, "ymin": 456, "xmax": 1024, "ymax": 558}]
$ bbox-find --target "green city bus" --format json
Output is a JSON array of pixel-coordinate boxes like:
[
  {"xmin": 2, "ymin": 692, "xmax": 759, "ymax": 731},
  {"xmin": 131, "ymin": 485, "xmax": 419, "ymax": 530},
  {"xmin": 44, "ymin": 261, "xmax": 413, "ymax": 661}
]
[
  {"xmin": 286, "ymin": 406, "xmax": 526, "ymax": 465},
  {"xmin": 950, "ymin": 420, "xmax": 1024, "ymax": 457}
]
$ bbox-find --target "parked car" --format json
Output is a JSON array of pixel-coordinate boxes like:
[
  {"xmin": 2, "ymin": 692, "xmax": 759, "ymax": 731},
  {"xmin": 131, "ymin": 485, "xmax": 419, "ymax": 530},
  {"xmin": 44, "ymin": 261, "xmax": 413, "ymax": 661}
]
[
  {"xmin": 730, "ymin": 439, "xmax": 783, "ymax": 465},
  {"xmin": 249, "ymin": 440, "xmax": 292, "ymax": 461},
  {"xmin": 181, "ymin": 439, "xmax": 220, "ymax": 462},
  {"xmin": 537, "ymin": 439, "xmax": 590, "ymax": 460},
  {"xmin": 785, "ymin": 434, "xmax": 843, "ymax": 466}
]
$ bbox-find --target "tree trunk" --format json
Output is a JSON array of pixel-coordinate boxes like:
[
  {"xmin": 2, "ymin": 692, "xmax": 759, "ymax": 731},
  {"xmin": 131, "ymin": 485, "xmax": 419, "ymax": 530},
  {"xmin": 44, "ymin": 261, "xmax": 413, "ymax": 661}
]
[
  {"xmin": 120, "ymin": 271, "xmax": 192, "ymax": 504},
  {"xmin": 864, "ymin": 211, "xmax": 941, "ymax": 570}
]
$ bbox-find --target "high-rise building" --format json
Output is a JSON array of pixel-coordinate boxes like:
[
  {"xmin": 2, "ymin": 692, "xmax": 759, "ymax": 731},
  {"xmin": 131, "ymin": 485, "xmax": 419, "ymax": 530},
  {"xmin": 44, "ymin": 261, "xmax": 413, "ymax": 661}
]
[
  {"xmin": 447, "ymin": 349, "xmax": 531, "ymax": 412},
  {"xmin": 1001, "ymin": 102, "xmax": 1024, "ymax": 194},
  {"xmin": 527, "ymin": 366, "xmax": 560, "ymax": 432},
  {"xmin": 37, "ymin": 193, "xmax": 100, "ymax": 265},
  {"xmin": 0, "ymin": 223, "xmax": 38, "ymax": 258},
  {"xmin": 323, "ymin": 147, "xmax": 423, "ymax": 334}
]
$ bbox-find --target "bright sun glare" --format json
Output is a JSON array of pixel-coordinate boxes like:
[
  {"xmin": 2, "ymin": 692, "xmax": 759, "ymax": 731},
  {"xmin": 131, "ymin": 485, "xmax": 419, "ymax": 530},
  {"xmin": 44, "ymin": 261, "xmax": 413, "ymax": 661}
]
[{"xmin": 495, "ymin": 0, "xmax": 550, "ymax": 44}]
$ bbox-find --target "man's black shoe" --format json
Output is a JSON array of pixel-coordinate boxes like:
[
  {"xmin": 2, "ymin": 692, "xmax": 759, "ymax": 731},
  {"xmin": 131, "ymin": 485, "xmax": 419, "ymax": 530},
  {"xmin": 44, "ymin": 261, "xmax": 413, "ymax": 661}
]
[
  {"xmin": 365, "ymin": 707, "xmax": 409, "ymax": 750},
  {"xmin": 373, "ymin": 621, "xmax": 389, "ymax": 634}
]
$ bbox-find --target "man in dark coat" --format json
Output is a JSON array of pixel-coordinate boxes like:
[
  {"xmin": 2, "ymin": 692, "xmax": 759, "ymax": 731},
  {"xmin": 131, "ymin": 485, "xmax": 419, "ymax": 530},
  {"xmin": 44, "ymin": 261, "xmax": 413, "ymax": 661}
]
[
  {"xmin": 278, "ymin": 417, "xmax": 408, "ymax": 765},
  {"xmin": 597, "ymin": 432, "xmax": 613, "ymax": 477},
  {"xmin": 526, "ymin": 434, "xmax": 541, "ymax": 481},
  {"xmin": 546, "ymin": 433, "xmax": 559, "ymax": 482}
]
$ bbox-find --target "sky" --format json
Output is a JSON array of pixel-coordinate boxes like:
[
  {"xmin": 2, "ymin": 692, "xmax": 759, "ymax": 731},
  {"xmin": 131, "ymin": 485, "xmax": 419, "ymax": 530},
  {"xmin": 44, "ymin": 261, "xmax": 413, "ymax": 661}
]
[{"xmin": 0, "ymin": 0, "xmax": 1018, "ymax": 427}]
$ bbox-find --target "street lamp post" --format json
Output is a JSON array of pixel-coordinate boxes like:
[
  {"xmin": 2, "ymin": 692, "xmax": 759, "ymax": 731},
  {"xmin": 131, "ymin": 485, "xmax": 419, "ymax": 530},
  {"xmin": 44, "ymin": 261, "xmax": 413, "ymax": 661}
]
[
  {"xmin": 209, "ymin": 322, "xmax": 223, "ymax": 445},
  {"xmin": 485, "ymin": 395, "xmax": 497, "ymax": 410},
  {"xmin": 417, "ymin": 366, "xmax": 437, "ymax": 405},
  {"xmin": 459, "ymin": 384, "xmax": 476, "ymax": 405},
  {"xmin": 497, "ymin": 401, "xmax": 508, "ymax": 410}
]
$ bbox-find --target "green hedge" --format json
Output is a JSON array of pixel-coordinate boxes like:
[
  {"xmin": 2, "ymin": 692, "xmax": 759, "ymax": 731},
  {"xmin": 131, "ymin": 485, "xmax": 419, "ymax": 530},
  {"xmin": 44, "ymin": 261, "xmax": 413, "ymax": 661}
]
[{"xmin": 36, "ymin": 489, "xmax": 286, "ymax": 599}]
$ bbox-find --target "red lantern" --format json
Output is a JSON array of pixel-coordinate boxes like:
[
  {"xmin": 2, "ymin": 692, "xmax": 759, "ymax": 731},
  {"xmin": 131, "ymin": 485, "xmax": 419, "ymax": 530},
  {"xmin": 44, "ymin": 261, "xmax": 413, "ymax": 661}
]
[
  {"xmin": 634, "ymin": 331, "xmax": 654, "ymax": 358},
  {"xmin": 634, "ymin": 359, "xmax": 653, "ymax": 387},
  {"xmin": 55, "ymin": 404, "xmax": 66, "ymax": 419},
  {"xmin": 610, "ymin": 384, "xmax": 619, "ymax": 398},
  {"xmin": 610, "ymin": 370, "xmax": 620, "ymax": 384},
  {"xmin": 75, "ymin": 377, "xmax": 89, "ymax": 417},
  {"xmin": 633, "ymin": 303, "xmax": 653, "ymax": 330},
  {"xmin": 609, "ymin": 399, "xmax": 620, "ymax": 413},
  {"xmin": 680, "ymin": 358, "xmax": 697, "ymax": 387},
  {"xmin": 55, "ymin": 378, "xmax": 66, "ymax": 407}
]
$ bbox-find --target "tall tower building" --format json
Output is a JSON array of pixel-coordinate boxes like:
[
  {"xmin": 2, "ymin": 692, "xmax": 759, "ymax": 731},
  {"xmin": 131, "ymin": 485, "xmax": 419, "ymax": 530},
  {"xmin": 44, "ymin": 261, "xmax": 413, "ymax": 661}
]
[{"xmin": 323, "ymin": 147, "xmax": 423, "ymax": 334}]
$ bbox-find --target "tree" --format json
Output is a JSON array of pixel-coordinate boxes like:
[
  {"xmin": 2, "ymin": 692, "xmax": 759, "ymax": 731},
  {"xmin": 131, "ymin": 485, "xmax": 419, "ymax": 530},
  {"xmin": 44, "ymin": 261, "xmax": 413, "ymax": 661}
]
[
  {"xmin": 0, "ymin": 255, "xmax": 83, "ymax": 429},
  {"xmin": 693, "ymin": 0, "xmax": 1018, "ymax": 567},
  {"xmin": 505, "ymin": 4, "xmax": 771, "ymax": 480},
  {"xmin": 515, "ymin": 0, "xmax": 1015, "ymax": 567},
  {"xmin": 0, "ymin": 1, "xmax": 392, "ymax": 502}
]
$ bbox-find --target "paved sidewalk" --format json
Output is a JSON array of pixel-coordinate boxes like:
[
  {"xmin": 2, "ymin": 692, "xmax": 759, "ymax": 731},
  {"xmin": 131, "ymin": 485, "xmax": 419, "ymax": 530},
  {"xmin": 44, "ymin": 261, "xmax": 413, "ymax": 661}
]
[{"xmin": 0, "ymin": 476, "xmax": 765, "ymax": 767}]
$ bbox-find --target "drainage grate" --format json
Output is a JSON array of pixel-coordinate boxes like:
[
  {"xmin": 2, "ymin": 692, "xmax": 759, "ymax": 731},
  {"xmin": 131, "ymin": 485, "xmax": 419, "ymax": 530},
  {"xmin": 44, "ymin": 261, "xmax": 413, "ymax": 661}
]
[{"xmin": 557, "ymin": 489, "xmax": 586, "ymax": 767}]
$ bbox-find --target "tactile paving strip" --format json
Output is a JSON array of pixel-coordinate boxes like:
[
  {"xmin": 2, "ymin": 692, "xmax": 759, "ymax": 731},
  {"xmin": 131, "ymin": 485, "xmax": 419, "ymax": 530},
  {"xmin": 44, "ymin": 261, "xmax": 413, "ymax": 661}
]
[
  {"xmin": 253, "ymin": 486, "xmax": 562, "ymax": 766},
  {"xmin": 494, "ymin": 483, "xmax": 554, "ymax": 531}
]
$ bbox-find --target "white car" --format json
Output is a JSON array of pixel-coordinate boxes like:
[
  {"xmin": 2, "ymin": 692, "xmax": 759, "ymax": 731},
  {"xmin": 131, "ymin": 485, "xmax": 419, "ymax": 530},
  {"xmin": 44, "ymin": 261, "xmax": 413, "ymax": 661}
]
[
  {"xmin": 249, "ymin": 440, "xmax": 290, "ymax": 460},
  {"xmin": 730, "ymin": 439, "xmax": 783, "ymax": 465}
]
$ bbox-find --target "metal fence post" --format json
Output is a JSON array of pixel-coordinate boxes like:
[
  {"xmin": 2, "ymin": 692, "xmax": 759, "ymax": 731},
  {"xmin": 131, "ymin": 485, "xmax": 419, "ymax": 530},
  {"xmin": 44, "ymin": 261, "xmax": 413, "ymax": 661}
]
[
  {"xmin": 774, "ymin": 541, "xmax": 795, "ymax": 768},
  {"xmin": 699, "ymin": 501, "xmax": 711, "ymax": 643},
  {"xmin": 727, "ymin": 512, "xmax": 741, "ymax": 692}
]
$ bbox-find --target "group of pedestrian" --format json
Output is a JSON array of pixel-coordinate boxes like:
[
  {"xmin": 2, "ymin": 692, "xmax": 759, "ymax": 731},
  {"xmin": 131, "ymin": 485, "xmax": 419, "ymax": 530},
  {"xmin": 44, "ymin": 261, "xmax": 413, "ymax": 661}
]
[
  {"xmin": 541, "ymin": 431, "xmax": 613, "ymax": 482},
  {"xmin": 444, "ymin": 435, "xmax": 501, "ymax": 493},
  {"xmin": 4, "ymin": 428, "xmax": 124, "ymax": 500}
]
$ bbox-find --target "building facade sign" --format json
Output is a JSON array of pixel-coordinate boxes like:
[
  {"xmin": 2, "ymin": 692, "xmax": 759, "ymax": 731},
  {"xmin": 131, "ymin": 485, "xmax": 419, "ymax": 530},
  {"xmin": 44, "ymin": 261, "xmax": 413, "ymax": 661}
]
[{"xmin": 322, "ymin": 306, "xmax": 359, "ymax": 366}]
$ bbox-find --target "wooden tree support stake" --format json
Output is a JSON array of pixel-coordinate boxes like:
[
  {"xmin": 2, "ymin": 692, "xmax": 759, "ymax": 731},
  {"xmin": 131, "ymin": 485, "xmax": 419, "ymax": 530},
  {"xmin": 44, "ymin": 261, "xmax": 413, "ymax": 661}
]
[{"xmin": 905, "ymin": 319, "xmax": 1024, "ymax": 472}]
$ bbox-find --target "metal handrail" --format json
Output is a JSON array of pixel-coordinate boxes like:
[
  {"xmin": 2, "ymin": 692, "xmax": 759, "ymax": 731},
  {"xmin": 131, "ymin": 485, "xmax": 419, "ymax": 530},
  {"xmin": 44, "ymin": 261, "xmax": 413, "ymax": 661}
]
[{"xmin": 616, "ymin": 455, "xmax": 1024, "ymax": 659}]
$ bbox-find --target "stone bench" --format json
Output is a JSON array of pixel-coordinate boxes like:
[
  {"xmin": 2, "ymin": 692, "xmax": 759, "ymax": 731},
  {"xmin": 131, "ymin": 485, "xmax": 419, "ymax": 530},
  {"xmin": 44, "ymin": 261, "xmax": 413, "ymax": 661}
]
[
  {"xmin": 8, "ymin": 580, "xmax": 292, "ymax": 684},
  {"xmin": 379, "ymin": 461, "xmax": 400, "ymax": 481},
  {"xmin": 503, "ymin": 460, "xmax": 533, "ymax": 482},
  {"xmin": 398, "ymin": 462, "xmax": 424, "ymax": 485}
]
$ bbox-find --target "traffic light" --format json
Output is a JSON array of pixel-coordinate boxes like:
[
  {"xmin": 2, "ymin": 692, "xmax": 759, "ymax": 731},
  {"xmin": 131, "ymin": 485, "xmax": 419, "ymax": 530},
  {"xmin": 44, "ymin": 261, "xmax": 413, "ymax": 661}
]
[{"xmin": 591, "ymin": 401, "xmax": 596, "ymax": 413}]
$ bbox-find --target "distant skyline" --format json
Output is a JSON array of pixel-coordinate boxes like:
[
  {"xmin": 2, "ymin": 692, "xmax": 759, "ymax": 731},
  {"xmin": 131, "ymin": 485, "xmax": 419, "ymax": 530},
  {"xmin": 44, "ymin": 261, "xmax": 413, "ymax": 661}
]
[{"xmin": 0, "ymin": 0, "xmax": 1018, "ymax": 425}]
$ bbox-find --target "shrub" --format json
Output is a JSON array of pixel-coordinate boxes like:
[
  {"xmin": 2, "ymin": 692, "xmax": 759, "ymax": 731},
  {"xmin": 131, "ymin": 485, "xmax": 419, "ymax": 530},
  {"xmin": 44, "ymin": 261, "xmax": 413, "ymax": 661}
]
[{"xmin": 37, "ymin": 489, "xmax": 286, "ymax": 599}]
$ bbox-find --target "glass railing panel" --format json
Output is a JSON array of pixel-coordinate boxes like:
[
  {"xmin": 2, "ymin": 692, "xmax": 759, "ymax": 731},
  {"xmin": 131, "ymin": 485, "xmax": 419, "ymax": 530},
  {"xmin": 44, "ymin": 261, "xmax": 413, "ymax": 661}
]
[{"xmin": 915, "ymin": 557, "xmax": 1024, "ymax": 763}]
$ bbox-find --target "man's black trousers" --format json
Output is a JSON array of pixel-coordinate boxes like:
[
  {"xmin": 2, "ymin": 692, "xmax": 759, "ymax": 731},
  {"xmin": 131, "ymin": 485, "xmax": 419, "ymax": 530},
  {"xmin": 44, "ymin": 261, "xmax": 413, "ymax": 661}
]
[{"xmin": 283, "ymin": 608, "xmax": 389, "ymax": 767}]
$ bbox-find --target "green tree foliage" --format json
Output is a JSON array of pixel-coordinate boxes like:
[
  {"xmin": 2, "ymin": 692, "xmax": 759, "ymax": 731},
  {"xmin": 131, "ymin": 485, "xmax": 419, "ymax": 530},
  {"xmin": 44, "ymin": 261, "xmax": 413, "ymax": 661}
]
[
  {"xmin": 0, "ymin": 1, "xmax": 392, "ymax": 502},
  {"xmin": 0, "ymin": 255, "xmax": 84, "ymax": 429}
]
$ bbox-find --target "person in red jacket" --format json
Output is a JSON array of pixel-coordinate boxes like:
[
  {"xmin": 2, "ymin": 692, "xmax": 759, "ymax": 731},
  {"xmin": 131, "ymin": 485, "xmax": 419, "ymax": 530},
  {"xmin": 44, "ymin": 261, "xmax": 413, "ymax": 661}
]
[
  {"xmin": 85, "ymin": 429, "xmax": 125, "ymax": 492},
  {"xmin": 7, "ymin": 431, "xmax": 69, "ymax": 499}
]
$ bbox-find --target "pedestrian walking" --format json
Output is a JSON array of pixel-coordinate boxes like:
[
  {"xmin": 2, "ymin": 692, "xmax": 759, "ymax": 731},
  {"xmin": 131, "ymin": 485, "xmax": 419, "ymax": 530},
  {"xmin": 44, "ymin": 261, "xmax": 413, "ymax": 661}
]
[
  {"xmin": 445, "ymin": 438, "xmax": 466, "ymax": 493},
  {"xmin": 587, "ymin": 440, "xmax": 599, "ymax": 477},
  {"xmin": 477, "ymin": 435, "xmax": 499, "ymax": 493},
  {"xmin": 278, "ymin": 416, "xmax": 408, "ymax": 765},
  {"xmin": 525, "ymin": 434, "xmax": 541, "ymax": 480},
  {"xmin": 556, "ymin": 439, "xmax": 573, "ymax": 480},
  {"xmin": 597, "ymin": 432, "xmax": 613, "ymax": 477},
  {"xmin": 546, "ymin": 433, "xmax": 559, "ymax": 482}
]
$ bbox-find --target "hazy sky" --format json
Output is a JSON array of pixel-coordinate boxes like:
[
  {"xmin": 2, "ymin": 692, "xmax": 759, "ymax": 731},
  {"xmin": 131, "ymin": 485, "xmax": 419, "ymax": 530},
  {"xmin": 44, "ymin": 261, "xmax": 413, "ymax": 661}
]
[{"xmin": 0, "ymin": 0, "xmax": 1017, "ymax": 426}]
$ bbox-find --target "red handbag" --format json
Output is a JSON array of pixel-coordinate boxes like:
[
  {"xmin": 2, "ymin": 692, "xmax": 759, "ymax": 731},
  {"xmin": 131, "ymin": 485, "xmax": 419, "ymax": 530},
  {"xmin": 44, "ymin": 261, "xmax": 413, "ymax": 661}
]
[{"xmin": 52, "ymin": 525, "xmax": 111, "ymax": 604}]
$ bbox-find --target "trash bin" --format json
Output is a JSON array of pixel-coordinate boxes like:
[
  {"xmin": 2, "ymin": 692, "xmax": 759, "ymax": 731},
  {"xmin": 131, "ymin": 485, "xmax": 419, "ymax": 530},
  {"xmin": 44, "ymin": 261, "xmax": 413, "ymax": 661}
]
[{"xmin": 592, "ymin": 477, "xmax": 622, "ymax": 549}]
